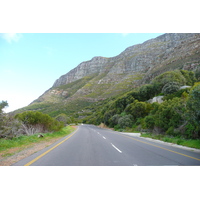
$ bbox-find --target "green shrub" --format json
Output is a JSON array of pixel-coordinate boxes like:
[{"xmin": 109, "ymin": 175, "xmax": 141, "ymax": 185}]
[
  {"xmin": 103, "ymin": 109, "xmax": 116, "ymax": 126},
  {"xmin": 143, "ymin": 115, "xmax": 155, "ymax": 129},
  {"xmin": 110, "ymin": 114, "xmax": 121, "ymax": 127},
  {"xmin": 152, "ymin": 70, "xmax": 186, "ymax": 91},
  {"xmin": 166, "ymin": 127, "xmax": 174, "ymax": 135},
  {"xmin": 180, "ymin": 70, "xmax": 196, "ymax": 86},
  {"xmin": 125, "ymin": 100, "xmax": 152, "ymax": 120},
  {"xmin": 15, "ymin": 111, "xmax": 64, "ymax": 134},
  {"xmin": 55, "ymin": 113, "xmax": 71, "ymax": 125},
  {"xmin": 118, "ymin": 115, "xmax": 133, "ymax": 129},
  {"xmin": 163, "ymin": 88, "xmax": 190, "ymax": 100},
  {"xmin": 162, "ymin": 82, "xmax": 180, "ymax": 95},
  {"xmin": 186, "ymin": 83, "xmax": 200, "ymax": 138},
  {"xmin": 139, "ymin": 84, "xmax": 159, "ymax": 101}
]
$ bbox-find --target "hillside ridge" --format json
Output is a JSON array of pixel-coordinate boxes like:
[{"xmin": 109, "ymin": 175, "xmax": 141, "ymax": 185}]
[
  {"xmin": 52, "ymin": 33, "xmax": 200, "ymax": 88},
  {"xmin": 16, "ymin": 33, "xmax": 200, "ymax": 117}
]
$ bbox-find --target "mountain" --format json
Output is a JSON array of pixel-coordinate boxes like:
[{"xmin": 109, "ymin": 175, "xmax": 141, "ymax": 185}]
[{"xmin": 16, "ymin": 33, "xmax": 200, "ymax": 117}]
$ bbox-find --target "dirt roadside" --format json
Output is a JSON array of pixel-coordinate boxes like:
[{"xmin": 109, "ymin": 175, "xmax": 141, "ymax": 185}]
[
  {"xmin": 0, "ymin": 126, "xmax": 77, "ymax": 166},
  {"xmin": 0, "ymin": 137, "xmax": 67, "ymax": 166}
]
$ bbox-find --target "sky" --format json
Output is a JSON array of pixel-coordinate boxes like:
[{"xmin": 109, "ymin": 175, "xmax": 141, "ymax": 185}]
[{"xmin": 0, "ymin": 33, "xmax": 164, "ymax": 112}]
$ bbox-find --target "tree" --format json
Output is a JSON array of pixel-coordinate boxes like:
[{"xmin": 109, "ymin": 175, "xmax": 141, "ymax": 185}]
[
  {"xmin": 0, "ymin": 101, "xmax": 8, "ymax": 113},
  {"xmin": 0, "ymin": 101, "xmax": 9, "ymax": 129},
  {"xmin": 0, "ymin": 101, "xmax": 24, "ymax": 139}
]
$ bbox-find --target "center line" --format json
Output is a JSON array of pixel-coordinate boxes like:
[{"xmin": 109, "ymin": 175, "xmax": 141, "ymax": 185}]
[
  {"xmin": 111, "ymin": 143, "xmax": 122, "ymax": 153},
  {"xmin": 102, "ymin": 136, "xmax": 106, "ymax": 139}
]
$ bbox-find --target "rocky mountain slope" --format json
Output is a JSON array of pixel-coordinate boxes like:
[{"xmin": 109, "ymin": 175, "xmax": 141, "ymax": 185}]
[
  {"xmin": 53, "ymin": 33, "xmax": 200, "ymax": 87},
  {"xmin": 17, "ymin": 33, "xmax": 200, "ymax": 116}
]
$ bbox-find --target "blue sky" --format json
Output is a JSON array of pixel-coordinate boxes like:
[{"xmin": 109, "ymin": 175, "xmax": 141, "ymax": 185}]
[{"xmin": 0, "ymin": 33, "xmax": 164, "ymax": 112}]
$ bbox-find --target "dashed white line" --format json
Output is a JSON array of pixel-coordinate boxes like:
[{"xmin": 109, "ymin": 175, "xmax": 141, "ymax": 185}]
[
  {"xmin": 102, "ymin": 136, "xmax": 106, "ymax": 139},
  {"xmin": 111, "ymin": 143, "xmax": 122, "ymax": 153}
]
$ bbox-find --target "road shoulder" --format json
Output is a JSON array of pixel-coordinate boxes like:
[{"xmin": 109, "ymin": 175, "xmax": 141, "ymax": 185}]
[{"xmin": 117, "ymin": 131, "xmax": 200, "ymax": 153}]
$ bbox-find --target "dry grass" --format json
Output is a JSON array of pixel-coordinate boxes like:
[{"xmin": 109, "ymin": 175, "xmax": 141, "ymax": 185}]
[
  {"xmin": 0, "ymin": 126, "xmax": 77, "ymax": 166},
  {"xmin": 0, "ymin": 137, "xmax": 65, "ymax": 166}
]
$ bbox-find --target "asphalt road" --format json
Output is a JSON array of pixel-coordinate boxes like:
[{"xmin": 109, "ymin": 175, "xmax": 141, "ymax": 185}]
[{"xmin": 13, "ymin": 124, "xmax": 200, "ymax": 166}]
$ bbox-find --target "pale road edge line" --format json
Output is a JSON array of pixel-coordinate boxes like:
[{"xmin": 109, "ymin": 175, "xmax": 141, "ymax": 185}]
[
  {"xmin": 24, "ymin": 127, "xmax": 79, "ymax": 166},
  {"xmin": 111, "ymin": 143, "xmax": 122, "ymax": 153}
]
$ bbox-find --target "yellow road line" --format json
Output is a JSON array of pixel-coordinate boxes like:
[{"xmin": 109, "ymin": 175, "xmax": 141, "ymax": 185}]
[
  {"xmin": 117, "ymin": 133, "xmax": 200, "ymax": 162},
  {"xmin": 24, "ymin": 128, "xmax": 78, "ymax": 166}
]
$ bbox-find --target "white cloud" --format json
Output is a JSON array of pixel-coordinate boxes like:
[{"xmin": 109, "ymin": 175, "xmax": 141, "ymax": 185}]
[{"xmin": 0, "ymin": 33, "xmax": 22, "ymax": 43}]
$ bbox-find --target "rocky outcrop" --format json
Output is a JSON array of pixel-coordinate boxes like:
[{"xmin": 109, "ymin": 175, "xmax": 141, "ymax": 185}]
[
  {"xmin": 53, "ymin": 33, "xmax": 200, "ymax": 88},
  {"xmin": 148, "ymin": 96, "xmax": 164, "ymax": 104},
  {"xmin": 179, "ymin": 86, "xmax": 191, "ymax": 90},
  {"xmin": 53, "ymin": 56, "xmax": 110, "ymax": 87}
]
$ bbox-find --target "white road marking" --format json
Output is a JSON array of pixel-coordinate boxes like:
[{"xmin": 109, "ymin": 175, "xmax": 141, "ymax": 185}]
[
  {"xmin": 102, "ymin": 136, "xmax": 106, "ymax": 139},
  {"xmin": 111, "ymin": 143, "xmax": 122, "ymax": 153}
]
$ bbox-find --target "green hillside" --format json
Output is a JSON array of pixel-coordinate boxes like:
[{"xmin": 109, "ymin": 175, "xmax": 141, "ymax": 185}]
[{"xmin": 81, "ymin": 69, "xmax": 200, "ymax": 139}]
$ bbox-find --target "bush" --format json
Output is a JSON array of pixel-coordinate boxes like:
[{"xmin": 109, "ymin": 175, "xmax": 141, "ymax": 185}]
[
  {"xmin": 139, "ymin": 84, "xmax": 159, "ymax": 101},
  {"xmin": 111, "ymin": 94, "xmax": 135, "ymax": 114},
  {"xmin": 184, "ymin": 123, "xmax": 196, "ymax": 139},
  {"xmin": 152, "ymin": 70, "xmax": 186, "ymax": 92},
  {"xmin": 180, "ymin": 70, "xmax": 196, "ymax": 86},
  {"xmin": 103, "ymin": 109, "xmax": 116, "ymax": 126},
  {"xmin": 110, "ymin": 114, "xmax": 121, "ymax": 127},
  {"xmin": 125, "ymin": 100, "xmax": 152, "ymax": 120},
  {"xmin": 143, "ymin": 115, "xmax": 155, "ymax": 129},
  {"xmin": 162, "ymin": 82, "xmax": 180, "ymax": 95},
  {"xmin": 163, "ymin": 88, "xmax": 190, "ymax": 100},
  {"xmin": 15, "ymin": 111, "xmax": 64, "ymax": 135},
  {"xmin": 186, "ymin": 83, "xmax": 200, "ymax": 138},
  {"xmin": 118, "ymin": 115, "xmax": 133, "ymax": 129},
  {"xmin": 143, "ymin": 98, "xmax": 187, "ymax": 136},
  {"xmin": 0, "ymin": 101, "xmax": 8, "ymax": 129},
  {"xmin": 55, "ymin": 113, "xmax": 71, "ymax": 125}
]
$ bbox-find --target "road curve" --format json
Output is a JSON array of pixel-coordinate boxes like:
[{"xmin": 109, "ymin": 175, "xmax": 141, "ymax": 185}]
[{"xmin": 13, "ymin": 124, "xmax": 200, "ymax": 166}]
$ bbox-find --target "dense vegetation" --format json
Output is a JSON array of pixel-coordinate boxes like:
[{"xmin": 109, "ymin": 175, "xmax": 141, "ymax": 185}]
[
  {"xmin": 82, "ymin": 70, "xmax": 200, "ymax": 139},
  {"xmin": 0, "ymin": 106, "xmax": 64, "ymax": 139},
  {"xmin": 1, "ymin": 69, "xmax": 200, "ymax": 143}
]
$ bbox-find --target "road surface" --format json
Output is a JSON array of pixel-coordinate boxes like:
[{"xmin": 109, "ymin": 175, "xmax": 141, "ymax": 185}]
[{"xmin": 13, "ymin": 124, "xmax": 200, "ymax": 166}]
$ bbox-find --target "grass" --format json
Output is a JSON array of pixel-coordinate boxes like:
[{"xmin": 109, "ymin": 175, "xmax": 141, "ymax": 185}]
[
  {"xmin": 141, "ymin": 133, "xmax": 200, "ymax": 149},
  {"xmin": 0, "ymin": 126, "xmax": 76, "ymax": 152}
]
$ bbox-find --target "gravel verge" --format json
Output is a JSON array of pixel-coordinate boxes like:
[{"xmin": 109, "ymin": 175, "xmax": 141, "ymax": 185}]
[{"xmin": 0, "ymin": 137, "xmax": 65, "ymax": 166}]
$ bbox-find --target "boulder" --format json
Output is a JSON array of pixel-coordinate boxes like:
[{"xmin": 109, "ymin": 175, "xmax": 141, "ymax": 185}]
[{"xmin": 148, "ymin": 96, "xmax": 164, "ymax": 104}]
